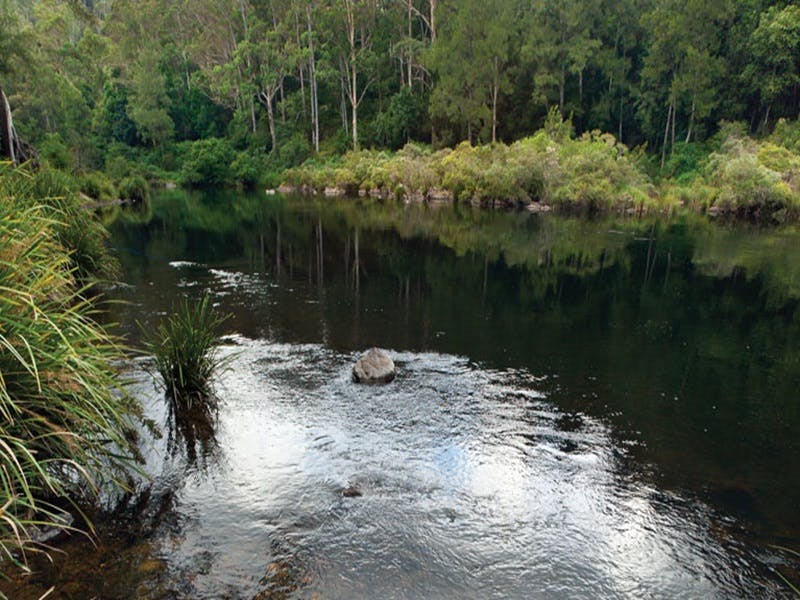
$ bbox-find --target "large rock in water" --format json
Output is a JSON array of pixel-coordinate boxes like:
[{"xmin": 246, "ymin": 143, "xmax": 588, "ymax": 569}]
[{"xmin": 353, "ymin": 348, "xmax": 396, "ymax": 384}]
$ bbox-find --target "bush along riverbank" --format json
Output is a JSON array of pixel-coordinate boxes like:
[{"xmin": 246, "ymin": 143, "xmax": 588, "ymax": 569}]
[
  {"xmin": 0, "ymin": 164, "xmax": 143, "ymax": 577},
  {"xmin": 280, "ymin": 114, "xmax": 800, "ymax": 222}
]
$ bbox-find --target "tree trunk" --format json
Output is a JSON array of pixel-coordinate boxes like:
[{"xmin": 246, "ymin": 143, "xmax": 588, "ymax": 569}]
[
  {"xmin": 306, "ymin": 5, "xmax": 320, "ymax": 152},
  {"xmin": 670, "ymin": 98, "xmax": 676, "ymax": 153},
  {"xmin": 685, "ymin": 96, "xmax": 695, "ymax": 144},
  {"xmin": 0, "ymin": 87, "xmax": 17, "ymax": 165},
  {"xmin": 429, "ymin": 0, "xmax": 437, "ymax": 42},
  {"xmin": 351, "ymin": 59, "xmax": 359, "ymax": 150},
  {"xmin": 407, "ymin": 0, "xmax": 413, "ymax": 90},
  {"xmin": 266, "ymin": 93, "xmax": 276, "ymax": 153},
  {"xmin": 0, "ymin": 87, "xmax": 34, "ymax": 166},
  {"xmin": 661, "ymin": 100, "xmax": 672, "ymax": 169},
  {"xmin": 279, "ymin": 79, "xmax": 286, "ymax": 123},
  {"xmin": 296, "ymin": 15, "xmax": 306, "ymax": 117},
  {"xmin": 491, "ymin": 57, "xmax": 499, "ymax": 144},
  {"xmin": 346, "ymin": 0, "xmax": 359, "ymax": 150}
]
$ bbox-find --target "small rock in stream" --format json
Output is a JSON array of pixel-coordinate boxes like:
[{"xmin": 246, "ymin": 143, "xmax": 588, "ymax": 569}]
[
  {"xmin": 342, "ymin": 485, "xmax": 363, "ymax": 498},
  {"xmin": 352, "ymin": 348, "xmax": 396, "ymax": 384}
]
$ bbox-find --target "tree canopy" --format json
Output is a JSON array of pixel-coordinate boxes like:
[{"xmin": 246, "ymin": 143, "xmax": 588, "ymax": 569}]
[{"xmin": 1, "ymin": 0, "xmax": 798, "ymax": 172}]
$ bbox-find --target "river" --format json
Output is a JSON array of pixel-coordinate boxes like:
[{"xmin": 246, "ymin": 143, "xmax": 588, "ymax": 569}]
[{"xmin": 3, "ymin": 189, "xmax": 799, "ymax": 598}]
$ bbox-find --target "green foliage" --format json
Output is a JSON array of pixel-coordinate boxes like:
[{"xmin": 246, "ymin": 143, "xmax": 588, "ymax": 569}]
[
  {"xmin": 231, "ymin": 151, "xmax": 264, "ymax": 188},
  {"xmin": 26, "ymin": 167, "xmax": 119, "ymax": 282},
  {"xmin": 105, "ymin": 154, "xmax": 135, "ymax": 181},
  {"xmin": 118, "ymin": 175, "xmax": 151, "ymax": 207},
  {"xmin": 770, "ymin": 119, "xmax": 800, "ymax": 153},
  {"xmin": 273, "ymin": 133, "xmax": 312, "ymax": 170},
  {"xmin": 0, "ymin": 164, "xmax": 141, "ymax": 572},
  {"xmin": 179, "ymin": 138, "xmax": 236, "ymax": 187},
  {"xmin": 745, "ymin": 5, "xmax": 800, "ymax": 124},
  {"xmin": 663, "ymin": 142, "xmax": 709, "ymax": 183},
  {"xmin": 705, "ymin": 129, "xmax": 800, "ymax": 216},
  {"xmin": 79, "ymin": 171, "xmax": 117, "ymax": 202},
  {"xmin": 141, "ymin": 295, "xmax": 231, "ymax": 408},
  {"xmin": 2, "ymin": 0, "xmax": 800, "ymax": 217},
  {"xmin": 283, "ymin": 119, "xmax": 653, "ymax": 211},
  {"xmin": 39, "ymin": 133, "xmax": 73, "ymax": 170}
]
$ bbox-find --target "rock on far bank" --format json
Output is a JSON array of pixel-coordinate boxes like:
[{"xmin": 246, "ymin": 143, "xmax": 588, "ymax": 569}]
[{"xmin": 353, "ymin": 348, "xmax": 396, "ymax": 384}]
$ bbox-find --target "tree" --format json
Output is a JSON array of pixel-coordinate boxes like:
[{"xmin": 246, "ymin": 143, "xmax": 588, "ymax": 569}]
[
  {"xmin": 335, "ymin": 0, "xmax": 379, "ymax": 150},
  {"xmin": 639, "ymin": 0, "xmax": 733, "ymax": 165},
  {"xmin": 427, "ymin": 0, "xmax": 515, "ymax": 143},
  {"xmin": 521, "ymin": 0, "xmax": 601, "ymax": 118},
  {"xmin": 745, "ymin": 5, "xmax": 800, "ymax": 128}
]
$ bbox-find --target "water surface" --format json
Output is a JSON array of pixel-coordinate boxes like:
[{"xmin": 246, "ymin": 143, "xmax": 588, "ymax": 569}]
[{"xmin": 4, "ymin": 191, "xmax": 800, "ymax": 598}]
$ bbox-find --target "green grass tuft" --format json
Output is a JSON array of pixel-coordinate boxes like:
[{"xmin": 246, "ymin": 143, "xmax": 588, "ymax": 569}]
[{"xmin": 141, "ymin": 295, "xmax": 231, "ymax": 409}]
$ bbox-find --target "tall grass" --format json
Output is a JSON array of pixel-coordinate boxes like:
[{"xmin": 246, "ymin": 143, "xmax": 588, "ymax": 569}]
[
  {"xmin": 0, "ymin": 164, "xmax": 141, "ymax": 572},
  {"xmin": 142, "ymin": 295, "xmax": 230, "ymax": 408},
  {"xmin": 5, "ymin": 165, "xmax": 120, "ymax": 282}
]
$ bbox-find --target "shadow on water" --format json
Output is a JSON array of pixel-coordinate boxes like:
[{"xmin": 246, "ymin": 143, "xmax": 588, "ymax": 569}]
[
  {"xmin": 166, "ymin": 398, "xmax": 220, "ymax": 471},
  {"xmin": 4, "ymin": 190, "xmax": 800, "ymax": 598}
]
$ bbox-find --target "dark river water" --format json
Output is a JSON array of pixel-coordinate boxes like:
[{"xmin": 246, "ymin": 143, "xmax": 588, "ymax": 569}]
[{"xmin": 4, "ymin": 190, "xmax": 800, "ymax": 598}]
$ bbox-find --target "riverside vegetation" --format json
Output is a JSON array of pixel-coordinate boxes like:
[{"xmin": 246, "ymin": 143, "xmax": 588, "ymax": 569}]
[
  {"xmin": 282, "ymin": 115, "xmax": 800, "ymax": 220},
  {"xmin": 1, "ymin": 1, "xmax": 800, "ymax": 220},
  {"xmin": 0, "ymin": 164, "xmax": 141, "ymax": 575},
  {"xmin": 0, "ymin": 163, "xmax": 230, "ymax": 585}
]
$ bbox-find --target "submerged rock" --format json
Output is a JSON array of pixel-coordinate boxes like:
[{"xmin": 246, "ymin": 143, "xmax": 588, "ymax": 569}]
[
  {"xmin": 342, "ymin": 484, "xmax": 363, "ymax": 498},
  {"xmin": 353, "ymin": 348, "xmax": 396, "ymax": 384}
]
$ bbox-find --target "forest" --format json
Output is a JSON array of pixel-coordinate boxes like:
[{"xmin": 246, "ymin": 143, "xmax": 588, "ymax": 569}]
[{"xmin": 1, "ymin": 0, "xmax": 800, "ymax": 196}]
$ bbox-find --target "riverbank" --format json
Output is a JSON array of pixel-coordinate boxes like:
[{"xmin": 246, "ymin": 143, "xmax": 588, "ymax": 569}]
[
  {"xmin": 279, "ymin": 119, "xmax": 800, "ymax": 223},
  {"xmin": 0, "ymin": 165, "xmax": 142, "ymax": 576}
]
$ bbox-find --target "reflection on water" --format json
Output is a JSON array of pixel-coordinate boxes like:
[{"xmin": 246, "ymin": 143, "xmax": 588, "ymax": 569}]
[{"xmin": 4, "ymin": 190, "xmax": 800, "ymax": 598}]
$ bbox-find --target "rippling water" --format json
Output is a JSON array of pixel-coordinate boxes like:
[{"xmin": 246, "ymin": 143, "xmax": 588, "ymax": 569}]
[{"xmin": 4, "ymin": 191, "xmax": 799, "ymax": 598}]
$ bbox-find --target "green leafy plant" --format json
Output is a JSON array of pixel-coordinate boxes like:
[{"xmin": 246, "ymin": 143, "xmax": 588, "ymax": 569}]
[
  {"xmin": 0, "ymin": 165, "xmax": 142, "ymax": 573},
  {"xmin": 118, "ymin": 175, "xmax": 151, "ymax": 208},
  {"xmin": 141, "ymin": 295, "xmax": 231, "ymax": 408},
  {"xmin": 178, "ymin": 138, "xmax": 236, "ymax": 187}
]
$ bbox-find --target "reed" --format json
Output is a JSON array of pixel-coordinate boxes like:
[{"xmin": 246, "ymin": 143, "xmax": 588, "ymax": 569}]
[
  {"xmin": 0, "ymin": 164, "xmax": 141, "ymax": 571},
  {"xmin": 142, "ymin": 295, "xmax": 230, "ymax": 408}
]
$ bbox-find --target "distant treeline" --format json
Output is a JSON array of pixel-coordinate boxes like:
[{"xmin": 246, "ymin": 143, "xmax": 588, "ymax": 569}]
[{"xmin": 1, "ymin": 0, "xmax": 799, "ymax": 179}]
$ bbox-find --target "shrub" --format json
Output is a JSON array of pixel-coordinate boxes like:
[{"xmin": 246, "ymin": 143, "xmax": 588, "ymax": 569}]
[
  {"xmin": 705, "ymin": 128, "xmax": 800, "ymax": 215},
  {"xmin": 663, "ymin": 142, "xmax": 708, "ymax": 182},
  {"xmin": 770, "ymin": 118, "xmax": 800, "ymax": 153},
  {"xmin": 118, "ymin": 175, "xmax": 151, "ymax": 208},
  {"xmin": 39, "ymin": 132, "xmax": 73, "ymax": 170},
  {"xmin": 179, "ymin": 138, "xmax": 235, "ymax": 187},
  {"xmin": 231, "ymin": 151, "xmax": 264, "ymax": 188},
  {"xmin": 104, "ymin": 154, "xmax": 135, "ymax": 182},
  {"xmin": 274, "ymin": 132, "xmax": 312, "ymax": 169},
  {"xmin": 79, "ymin": 171, "xmax": 118, "ymax": 202},
  {"xmin": 0, "ymin": 165, "xmax": 142, "ymax": 570},
  {"xmin": 142, "ymin": 295, "xmax": 231, "ymax": 408}
]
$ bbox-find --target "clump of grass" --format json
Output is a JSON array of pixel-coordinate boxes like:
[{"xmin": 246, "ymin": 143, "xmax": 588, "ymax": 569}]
[
  {"xmin": 142, "ymin": 295, "xmax": 230, "ymax": 408},
  {"xmin": 118, "ymin": 175, "xmax": 151, "ymax": 209},
  {"xmin": 0, "ymin": 164, "xmax": 142, "ymax": 570}
]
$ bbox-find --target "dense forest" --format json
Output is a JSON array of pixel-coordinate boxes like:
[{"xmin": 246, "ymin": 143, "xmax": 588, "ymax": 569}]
[{"xmin": 2, "ymin": 0, "xmax": 800, "ymax": 183}]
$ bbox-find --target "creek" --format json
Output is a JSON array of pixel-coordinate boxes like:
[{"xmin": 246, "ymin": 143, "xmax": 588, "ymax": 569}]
[{"xmin": 4, "ymin": 190, "xmax": 800, "ymax": 598}]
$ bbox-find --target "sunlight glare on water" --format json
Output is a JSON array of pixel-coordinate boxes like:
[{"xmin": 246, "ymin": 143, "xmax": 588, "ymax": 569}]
[{"xmin": 118, "ymin": 336, "xmax": 776, "ymax": 599}]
